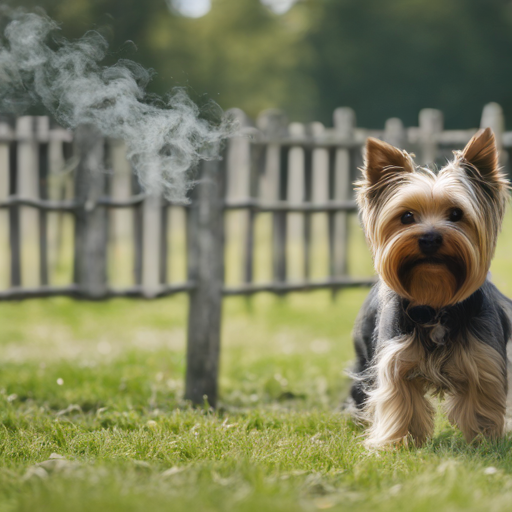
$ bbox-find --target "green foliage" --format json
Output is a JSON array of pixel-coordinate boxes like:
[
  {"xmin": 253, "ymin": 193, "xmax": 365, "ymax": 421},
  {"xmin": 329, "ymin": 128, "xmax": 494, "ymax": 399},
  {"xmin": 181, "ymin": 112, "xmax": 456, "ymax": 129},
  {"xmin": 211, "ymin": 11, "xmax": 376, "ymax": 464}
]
[
  {"xmin": 9, "ymin": 0, "xmax": 512, "ymax": 127},
  {"xmin": 11, "ymin": 0, "xmax": 317, "ymax": 120},
  {"xmin": 307, "ymin": 0, "xmax": 512, "ymax": 128}
]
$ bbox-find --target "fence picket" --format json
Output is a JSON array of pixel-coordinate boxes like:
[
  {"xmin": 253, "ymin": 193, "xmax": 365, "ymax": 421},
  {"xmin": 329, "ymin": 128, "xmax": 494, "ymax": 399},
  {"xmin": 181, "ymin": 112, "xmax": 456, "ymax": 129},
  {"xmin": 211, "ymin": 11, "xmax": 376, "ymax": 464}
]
[
  {"xmin": 419, "ymin": 109, "xmax": 443, "ymax": 166},
  {"xmin": 287, "ymin": 122, "xmax": 306, "ymax": 280},
  {"xmin": 244, "ymin": 127, "xmax": 264, "ymax": 285},
  {"xmin": 142, "ymin": 193, "xmax": 162, "ymax": 296},
  {"xmin": 330, "ymin": 107, "xmax": 355, "ymax": 280},
  {"xmin": 37, "ymin": 118, "xmax": 50, "ymax": 285},
  {"xmin": 310, "ymin": 122, "xmax": 329, "ymax": 280},
  {"xmin": 0, "ymin": 121, "xmax": 11, "ymax": 289},
  {"xmin": 17, "ymin": 117, "xmax": 40, "ymax": 287},
  {"xmin": 257, "ymin": 109, "xmax": 288, "ymax": 284},
  {"xmin": 481, "ymin": 102, "xmax": 505, "ymax": 165}
]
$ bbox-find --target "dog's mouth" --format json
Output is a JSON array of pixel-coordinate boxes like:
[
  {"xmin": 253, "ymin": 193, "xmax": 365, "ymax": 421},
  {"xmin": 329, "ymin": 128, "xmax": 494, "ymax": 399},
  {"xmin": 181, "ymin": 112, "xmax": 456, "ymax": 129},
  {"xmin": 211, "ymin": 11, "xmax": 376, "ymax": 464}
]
[
  {"xmin": 398, "ymin": 256, "xmax": 467, "ymax": 291},
  {"xmin": 413, "ymin": 257, "xmax": 446, "ymax": 267}
]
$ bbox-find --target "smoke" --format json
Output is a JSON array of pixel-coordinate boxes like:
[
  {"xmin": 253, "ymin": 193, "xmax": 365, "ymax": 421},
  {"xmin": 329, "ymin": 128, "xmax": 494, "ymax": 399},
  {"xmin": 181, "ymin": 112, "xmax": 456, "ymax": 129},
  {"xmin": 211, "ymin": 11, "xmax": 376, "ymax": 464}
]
[{"xmin": 0, "ymin": 9, "xmax": 235, "ymax": 200}]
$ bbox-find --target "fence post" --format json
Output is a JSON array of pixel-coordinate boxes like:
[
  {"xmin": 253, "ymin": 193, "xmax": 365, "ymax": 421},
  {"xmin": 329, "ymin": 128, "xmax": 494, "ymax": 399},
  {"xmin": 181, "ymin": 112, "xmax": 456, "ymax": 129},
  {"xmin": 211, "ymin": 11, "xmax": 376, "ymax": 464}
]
[
  {"xmin": 419, "ymin": 109, "xmax": 443, "ymax": 166},
  {"xmin": 480, "ymin": 102, "xmax": 505, "ymax": 164},
  {"xmin": 73, "ymin": 125, "xmax": 108, "ymax": 298},
  {"xmin": 185, "ymin": 156, "xmax": 226, "ymax": 408}
]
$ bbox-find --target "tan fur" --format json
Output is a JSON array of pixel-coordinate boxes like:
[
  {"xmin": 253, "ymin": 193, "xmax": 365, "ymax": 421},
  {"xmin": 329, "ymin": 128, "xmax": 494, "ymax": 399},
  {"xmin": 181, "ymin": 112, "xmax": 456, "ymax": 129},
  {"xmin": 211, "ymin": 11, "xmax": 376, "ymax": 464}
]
[
  {"xmin": 365, "ymin": 331, "xmax": 506, "ymax": 448},
  {"xmin": 444, "ymin": 337, "xmax": 506, "ymax": 441}
]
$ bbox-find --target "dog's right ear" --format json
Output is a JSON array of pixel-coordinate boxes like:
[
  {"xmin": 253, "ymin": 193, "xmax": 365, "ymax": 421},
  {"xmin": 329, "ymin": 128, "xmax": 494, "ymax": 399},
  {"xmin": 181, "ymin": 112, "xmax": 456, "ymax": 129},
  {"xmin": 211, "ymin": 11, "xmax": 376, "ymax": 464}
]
[{"xmin": 363, "ymin": 138, "xmax": 414, "ymax": 186}]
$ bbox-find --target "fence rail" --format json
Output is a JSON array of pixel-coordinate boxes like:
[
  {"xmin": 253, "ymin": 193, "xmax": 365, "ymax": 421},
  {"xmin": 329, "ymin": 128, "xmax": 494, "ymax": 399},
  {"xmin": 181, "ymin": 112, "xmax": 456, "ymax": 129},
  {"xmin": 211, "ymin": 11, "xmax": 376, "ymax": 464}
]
[{"xmin": 0, "ymin": 102, "xmax": 508, "ymax": 406}]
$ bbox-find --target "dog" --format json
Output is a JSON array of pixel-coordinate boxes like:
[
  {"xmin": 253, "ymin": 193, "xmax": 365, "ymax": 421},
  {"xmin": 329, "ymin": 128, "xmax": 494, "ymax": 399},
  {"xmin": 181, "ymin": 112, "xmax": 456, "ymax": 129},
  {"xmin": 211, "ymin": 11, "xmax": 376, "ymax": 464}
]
[{"xmin": 350, "ymin": 127, "xmax": 512, "ymax": 447}]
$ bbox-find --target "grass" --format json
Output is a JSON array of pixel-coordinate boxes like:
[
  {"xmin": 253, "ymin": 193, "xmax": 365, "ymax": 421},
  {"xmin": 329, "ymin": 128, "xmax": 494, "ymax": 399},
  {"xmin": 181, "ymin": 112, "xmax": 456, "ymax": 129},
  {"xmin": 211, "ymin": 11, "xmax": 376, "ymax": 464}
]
[{"xmin": 0, "ymin": 214, "xmax": 512, "ymax": 511}]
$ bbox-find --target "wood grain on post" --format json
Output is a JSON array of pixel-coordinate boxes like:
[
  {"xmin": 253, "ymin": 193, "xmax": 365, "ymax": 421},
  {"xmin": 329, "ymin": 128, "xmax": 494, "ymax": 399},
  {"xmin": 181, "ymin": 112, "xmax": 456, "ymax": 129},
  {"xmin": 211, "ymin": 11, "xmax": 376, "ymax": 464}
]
[
  {"xmin": 330, "ymin": 107, "xmax": 355, "ymax": 280},
  {"xmin": 419, "ymin": 109, "xmax": 443, "ymax": 166},
  {"xmin": 73, "ymin": 125, "xmax": 108, "ymax": 298},
  {"xmin": 17, "ymin": 117, "xmax": 41, "ymax": 287},
  {"xmin": 185, "ymin": 156, "xmax": 226, "ymax": 408}
]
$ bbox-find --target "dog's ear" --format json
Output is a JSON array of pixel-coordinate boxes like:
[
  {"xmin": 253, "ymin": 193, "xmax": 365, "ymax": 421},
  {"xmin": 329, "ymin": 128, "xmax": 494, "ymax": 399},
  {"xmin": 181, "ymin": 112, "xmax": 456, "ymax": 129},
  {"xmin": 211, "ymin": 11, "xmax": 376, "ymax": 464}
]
[
  {"xmin": 363, "ymin": 137, "xmax": 414, "ymax": 186},
  {"xmin": 461, "ymin": 127, "xmax": 499, "ymax": 179}
]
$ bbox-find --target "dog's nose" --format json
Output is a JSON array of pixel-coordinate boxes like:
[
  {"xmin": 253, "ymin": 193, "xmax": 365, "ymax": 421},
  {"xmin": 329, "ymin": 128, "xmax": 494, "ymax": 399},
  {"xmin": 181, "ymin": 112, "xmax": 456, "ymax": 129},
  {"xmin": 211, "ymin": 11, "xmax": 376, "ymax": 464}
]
[{"xmin": 418, "ymin": 232, "xmax": 443, "ymax": 255}]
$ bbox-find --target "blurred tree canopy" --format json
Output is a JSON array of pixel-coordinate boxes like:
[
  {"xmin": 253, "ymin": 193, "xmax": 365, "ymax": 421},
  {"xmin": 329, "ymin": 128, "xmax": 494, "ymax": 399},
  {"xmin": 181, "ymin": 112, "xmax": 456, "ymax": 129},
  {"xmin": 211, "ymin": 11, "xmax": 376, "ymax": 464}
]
[{"xmin": 8, "ymin": 0, "xmax": 512, "ymax": 128}]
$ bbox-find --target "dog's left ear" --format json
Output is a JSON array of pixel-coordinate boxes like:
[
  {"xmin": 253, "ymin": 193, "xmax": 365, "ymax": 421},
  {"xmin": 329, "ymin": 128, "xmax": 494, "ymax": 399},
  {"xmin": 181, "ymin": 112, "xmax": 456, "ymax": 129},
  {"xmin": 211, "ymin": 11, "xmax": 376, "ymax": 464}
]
[{"xmin": 461, "ymin": 127, "xmax": 499, "ymax": 179}]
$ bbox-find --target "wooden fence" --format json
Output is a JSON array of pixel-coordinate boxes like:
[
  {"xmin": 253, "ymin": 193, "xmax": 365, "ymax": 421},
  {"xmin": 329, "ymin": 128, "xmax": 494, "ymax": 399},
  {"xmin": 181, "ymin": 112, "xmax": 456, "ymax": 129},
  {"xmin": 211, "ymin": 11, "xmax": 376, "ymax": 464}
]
[{"xmin": 0, "ymin": 102, "xmax": 508, "ymax": 406}]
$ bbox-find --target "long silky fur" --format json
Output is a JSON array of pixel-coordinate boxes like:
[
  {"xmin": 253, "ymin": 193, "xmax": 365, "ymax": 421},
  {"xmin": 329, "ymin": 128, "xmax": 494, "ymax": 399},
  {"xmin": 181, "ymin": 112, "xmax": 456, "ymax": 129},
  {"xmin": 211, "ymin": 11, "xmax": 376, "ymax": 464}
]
[{"xmin": 352, "ymin": 128, "xmax": 511, "ymax": 448}]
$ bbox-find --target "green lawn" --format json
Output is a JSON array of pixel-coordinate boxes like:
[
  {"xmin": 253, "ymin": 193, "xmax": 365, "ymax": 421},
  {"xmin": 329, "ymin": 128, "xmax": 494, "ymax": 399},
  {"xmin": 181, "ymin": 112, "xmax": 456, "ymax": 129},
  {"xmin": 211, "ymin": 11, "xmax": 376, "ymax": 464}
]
[{"xmin": 0, "ymin": 214, "xmax": 512, "ymax": 511}]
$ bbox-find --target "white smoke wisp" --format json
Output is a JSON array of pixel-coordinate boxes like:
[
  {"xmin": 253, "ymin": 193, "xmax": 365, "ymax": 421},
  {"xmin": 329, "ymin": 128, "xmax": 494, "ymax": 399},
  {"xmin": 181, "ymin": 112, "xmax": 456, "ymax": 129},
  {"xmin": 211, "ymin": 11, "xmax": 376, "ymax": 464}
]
[{"xmin": 0, "ymin": 9, "xmax": 235, "ymax": 200}]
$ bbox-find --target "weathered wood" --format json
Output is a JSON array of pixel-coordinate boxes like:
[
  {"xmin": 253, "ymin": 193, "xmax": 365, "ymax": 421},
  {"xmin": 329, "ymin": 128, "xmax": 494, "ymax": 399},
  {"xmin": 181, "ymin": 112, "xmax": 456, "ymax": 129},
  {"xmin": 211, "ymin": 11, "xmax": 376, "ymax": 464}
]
[
  {"xmin": 159, "ymin": 203, "xmax": 168, "ymax": 285},
  {"xmin": 225, "ymin": 110, "xmax": 252, "ymax": 286},
  {"xmin": 0, "ymin": 121, "xmax": 11, "ymax": 289},
  {"xmin": 303, "ymin": 146, "xmax": 313, "ymax": 280},
  {"xmin": 480, "ymin": 102, "xmax": 505, "ymax": 165},
  {"xmin": 310, "ymin": 121, "xmax": 329, "ymax": 281},
  {"xmin": 8, "ymin": 133, "xmax": 20, "ymax": 287},
  {"xmin": 132, "ymin": 170, "xmax": 143, "ymax": 285},
  {"xmin": 38, "ymin": 129, "xmax": 49, "ymax": 286},
  {"xmin": 142, "ymin": 192, "xmax": 162, "ymax": 296},
  {"xmin": 185, "ymin": 157, "xmax": 226, "ymax": 408},
  {"xmin": 244, "ymin": 128, "xmax": 264, "ymax": 284},
  {"xmin": 287, "ymin": 122, "xmax": 306, "ymax": 280},
  {"xmin": 274, "ymin": 147, "xmax": 288, "ymax": 283},
  {"xmin": 73, "ymin": 124, "xmax": 108, "ymax": 298},
  {"xmin": 384, "ymin": 118, "xmax": 406, "ymax": 148},
  {"xmin": 223, "ymin": 199, "xmax": 357, "ymax": 212},
  {"xmin": 257, "ymin": 110, "xmax": 288, "ymax": 284},
  {"xmin": 330, "ymin": 107, "xmax": 355, "ymax": 280},
  {"xmin": 17, "ymin": 116, "xmax": 41, "ymax": 287},
  {"xmin": 419, "ymin": 108, "xmax": 443, "ymax": 166},
  {"xmin": 47, "ymin": 126, "xmax": 69, "ymax": 285},
  {"xmin": 223, "ymin": 276, "xmax": 377, "ymax": 296},
  {"xmin": 108, "ymin": 139, "xmax": 135, "ymax": 287}
]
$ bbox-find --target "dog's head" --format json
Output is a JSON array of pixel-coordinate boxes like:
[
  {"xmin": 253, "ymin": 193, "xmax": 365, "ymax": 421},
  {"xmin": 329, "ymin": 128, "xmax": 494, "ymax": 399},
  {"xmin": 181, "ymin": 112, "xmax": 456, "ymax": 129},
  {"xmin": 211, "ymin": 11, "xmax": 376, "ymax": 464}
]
[{"xmin": 357, "ymin": 128, "xmax": 509, "ymax": 308}]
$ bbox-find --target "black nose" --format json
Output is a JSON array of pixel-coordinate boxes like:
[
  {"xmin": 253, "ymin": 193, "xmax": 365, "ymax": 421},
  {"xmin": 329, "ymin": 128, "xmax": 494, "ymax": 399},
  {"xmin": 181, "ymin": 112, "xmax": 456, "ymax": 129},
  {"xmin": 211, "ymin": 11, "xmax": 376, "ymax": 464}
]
[{"xmin": 418, "ymin": 232, "xmax": 443, "ymax": 255}]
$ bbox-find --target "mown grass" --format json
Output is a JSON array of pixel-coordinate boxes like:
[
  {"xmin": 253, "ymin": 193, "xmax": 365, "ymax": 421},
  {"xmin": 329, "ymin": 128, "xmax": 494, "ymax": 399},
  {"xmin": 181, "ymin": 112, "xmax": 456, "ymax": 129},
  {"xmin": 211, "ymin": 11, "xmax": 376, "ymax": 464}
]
[{"xmin": 0, "ymin": 214, "xmax": 512, "ymax": 511}]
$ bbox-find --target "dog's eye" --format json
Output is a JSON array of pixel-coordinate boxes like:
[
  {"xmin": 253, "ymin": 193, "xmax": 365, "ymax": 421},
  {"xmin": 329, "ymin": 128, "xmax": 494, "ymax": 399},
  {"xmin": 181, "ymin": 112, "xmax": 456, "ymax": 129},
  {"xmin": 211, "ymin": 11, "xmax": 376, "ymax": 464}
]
[
  {"xmin": 448, "ymin": 208, "xmax": 463, "ymax": 222},
  {"xmin": 401, "ymin": 212, "xmax": 415, "ymax": 225}
]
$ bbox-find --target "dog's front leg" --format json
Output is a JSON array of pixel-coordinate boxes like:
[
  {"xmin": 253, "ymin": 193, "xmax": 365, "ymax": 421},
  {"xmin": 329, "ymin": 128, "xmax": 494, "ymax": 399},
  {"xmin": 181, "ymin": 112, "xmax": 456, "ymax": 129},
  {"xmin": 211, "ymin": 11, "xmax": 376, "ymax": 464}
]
[
  {"xmin": 365, "ymin": 337, "xmax": 434, "ymax": 448},
  {"xmin": 444, "ymin": 340, "xmax": 506, "ymax": 442}
]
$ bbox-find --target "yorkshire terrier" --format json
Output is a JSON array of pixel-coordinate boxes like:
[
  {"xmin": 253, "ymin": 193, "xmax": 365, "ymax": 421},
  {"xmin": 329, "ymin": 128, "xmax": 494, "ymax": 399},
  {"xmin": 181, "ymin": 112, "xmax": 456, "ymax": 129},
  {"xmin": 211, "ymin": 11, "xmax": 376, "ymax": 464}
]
[{"xmin": 350, "ymin": 127, "xmax": 512, "ymax": 447}]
